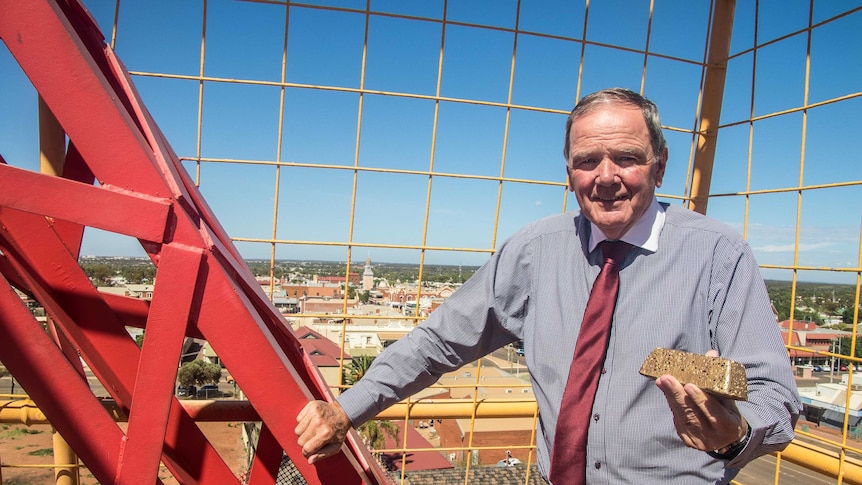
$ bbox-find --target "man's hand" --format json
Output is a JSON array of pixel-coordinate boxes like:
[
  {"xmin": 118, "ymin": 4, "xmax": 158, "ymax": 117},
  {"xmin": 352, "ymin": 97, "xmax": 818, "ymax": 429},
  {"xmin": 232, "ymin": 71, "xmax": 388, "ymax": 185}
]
[
  {"xmin": 655, "ymin": 350, "xmax": 748, "ymax": 452},
  {"xmin": 295, "ymin": 400, "xmax": 352, "ymax": 464}
]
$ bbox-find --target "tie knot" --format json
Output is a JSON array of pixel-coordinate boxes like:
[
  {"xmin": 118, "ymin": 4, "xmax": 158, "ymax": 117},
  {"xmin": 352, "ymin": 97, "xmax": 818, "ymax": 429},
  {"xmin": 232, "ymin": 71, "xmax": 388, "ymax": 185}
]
[{"xmin": 600, "ymin": 240, "xmax": 631, "ymax": 265}]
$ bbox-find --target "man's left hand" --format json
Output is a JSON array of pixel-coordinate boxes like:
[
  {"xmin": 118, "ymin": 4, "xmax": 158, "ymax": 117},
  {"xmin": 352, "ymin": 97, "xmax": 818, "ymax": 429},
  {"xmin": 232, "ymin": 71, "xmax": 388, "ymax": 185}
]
[{"xmin": 655, "ymin": 350, "xmax": 748, "ymax": 452}]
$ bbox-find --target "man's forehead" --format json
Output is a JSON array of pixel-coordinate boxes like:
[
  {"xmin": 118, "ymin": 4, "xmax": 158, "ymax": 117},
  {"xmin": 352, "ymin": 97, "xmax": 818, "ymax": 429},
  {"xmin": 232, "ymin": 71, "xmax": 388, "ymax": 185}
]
[
  {"xmin": 571, "ymin": 103, "xmax": 644, "ymax": 126},
  {"xmin": 569, "ymin": 145, "xmax": 648, "ymax": 156},
  {"xmin": 568, "ymin": 106, "xmax": 650, "ymax": 143},
  {"xmin": 568, "ymin": 123, "xmax": 651, "ymax": 145}
]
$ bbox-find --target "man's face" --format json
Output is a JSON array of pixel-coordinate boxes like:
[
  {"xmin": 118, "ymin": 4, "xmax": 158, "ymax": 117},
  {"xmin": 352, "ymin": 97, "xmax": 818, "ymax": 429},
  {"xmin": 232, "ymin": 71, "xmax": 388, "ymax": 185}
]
[{"xmin": 566, "ymin": 104, "xmax": 667, "ymax": 240}]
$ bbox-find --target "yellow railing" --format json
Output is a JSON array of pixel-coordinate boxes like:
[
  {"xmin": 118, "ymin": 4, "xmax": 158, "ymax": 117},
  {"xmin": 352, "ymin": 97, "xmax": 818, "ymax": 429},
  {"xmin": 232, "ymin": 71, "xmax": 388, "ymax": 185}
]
[{"xmin": 2, "ymin": 0, "xmax": 861, "ymax": 483}]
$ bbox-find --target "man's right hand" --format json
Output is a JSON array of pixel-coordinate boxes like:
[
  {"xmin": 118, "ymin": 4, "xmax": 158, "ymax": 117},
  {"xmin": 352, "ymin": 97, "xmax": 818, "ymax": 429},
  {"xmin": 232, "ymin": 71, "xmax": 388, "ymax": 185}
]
[{"xmin": 295, "ymin": 400, "xmax": 352, "ymax": 464}]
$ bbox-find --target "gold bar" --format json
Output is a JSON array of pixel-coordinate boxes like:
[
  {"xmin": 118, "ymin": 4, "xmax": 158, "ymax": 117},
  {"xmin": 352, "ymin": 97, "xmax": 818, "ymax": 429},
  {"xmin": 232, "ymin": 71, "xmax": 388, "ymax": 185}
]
[{"xmin": 639, "ymin": 348, "xmax": 747, "ymax": 400}]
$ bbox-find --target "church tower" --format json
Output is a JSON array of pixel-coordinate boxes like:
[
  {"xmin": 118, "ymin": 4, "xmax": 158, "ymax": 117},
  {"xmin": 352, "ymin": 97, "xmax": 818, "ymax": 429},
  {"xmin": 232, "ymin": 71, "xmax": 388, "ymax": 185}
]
[{"xmin": 362, "ymin": 257, "xmax": 374, "ymax": 291}]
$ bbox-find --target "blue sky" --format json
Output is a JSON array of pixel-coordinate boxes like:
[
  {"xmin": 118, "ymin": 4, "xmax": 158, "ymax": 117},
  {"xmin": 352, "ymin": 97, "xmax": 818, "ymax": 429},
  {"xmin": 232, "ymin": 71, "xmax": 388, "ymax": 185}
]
[{"xmin": 1, "ymin": 0, "xmax": 860, "ymax": 284}]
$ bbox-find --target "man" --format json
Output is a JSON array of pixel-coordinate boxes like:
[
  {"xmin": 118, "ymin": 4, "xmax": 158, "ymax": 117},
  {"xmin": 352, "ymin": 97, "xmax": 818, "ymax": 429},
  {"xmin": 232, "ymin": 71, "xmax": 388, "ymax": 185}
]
[{"xmin": 296, "ymin": 88, "xmax": 801, "ymax": 483}]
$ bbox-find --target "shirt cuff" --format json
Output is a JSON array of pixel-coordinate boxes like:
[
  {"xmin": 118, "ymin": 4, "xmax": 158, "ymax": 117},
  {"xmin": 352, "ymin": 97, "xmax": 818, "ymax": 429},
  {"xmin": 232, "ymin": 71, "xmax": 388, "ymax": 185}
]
[
  {"xmin": 336, "ymin": 384, "xmax": 382, "ymax": 427},
  {"xmin": 707, "ymin": 422, "xmax": 751, "ymax": 460}
]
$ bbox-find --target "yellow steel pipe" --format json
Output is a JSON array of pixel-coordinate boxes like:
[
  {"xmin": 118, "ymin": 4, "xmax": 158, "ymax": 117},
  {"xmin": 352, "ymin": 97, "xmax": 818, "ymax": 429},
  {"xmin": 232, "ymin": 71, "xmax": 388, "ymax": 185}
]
[
  {"xmin": 38, "ymin": 95, "xmax": 81, "ymax": 485},
  {"xmin": 781, "ymin": 440, "xmax": 862, "ymax": 485},
  {"xmin": 0, "ymin": 398, "xmax": 538, "ymax": 423},
  {"xmin": 6, "ymin": 398, "xmax": 862, "ymax": 484},
  {"xmin": 0, "ymin": 399, "xmax": 44, "ymax": 426},
  {"xmin": 53, "ymin": 431, "xmax": 80, "ymax": 485},
  {"xmin": 373, "ymin": 399, "xmax": 538, "ymax": 420},
  {"xmin": 688, "ymin": 0, "xmax": 735, "ymax": 215}
]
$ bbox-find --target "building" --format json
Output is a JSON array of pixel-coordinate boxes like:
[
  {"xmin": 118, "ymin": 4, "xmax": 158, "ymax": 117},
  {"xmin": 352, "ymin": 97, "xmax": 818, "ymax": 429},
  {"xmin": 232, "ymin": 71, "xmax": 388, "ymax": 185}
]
[
  {"xmin": 294, "ymin": 326, "xmax": 352, "ymax": 388},
  {"xmin": 434, "ymin": 365, "xmax": 535, "ymax": 466},
  {"xmin": 309, "ymin": 320, "xmax": 413, "ymax": 357},
  {"xmin": 281, "ymin": 283, "xmax": 341, "ymax": 299},
  {"xmin": 272, "ymin": 295, "xmax": 300, "ymax": 314},
  {"xmin": 124, "ymin": 284, "xmax": 154, "ymax": 300},
  {"xmin": 379, "ymin": 421, "xmax": 453, "ymax": 473},
  {"xmin": 780, "ymin": 320, "xmax": 852, "ymax": 367},
  {"xmin": 798, "ymin": 374, "xmax": 862, "ymax": 431},
  {"xmin": 362, "ymin": 257, "xmax": 374, "ymax": 291},
  {"xmin": 318, "ymin": 273, "xmax": 360, "ymax": 286}
]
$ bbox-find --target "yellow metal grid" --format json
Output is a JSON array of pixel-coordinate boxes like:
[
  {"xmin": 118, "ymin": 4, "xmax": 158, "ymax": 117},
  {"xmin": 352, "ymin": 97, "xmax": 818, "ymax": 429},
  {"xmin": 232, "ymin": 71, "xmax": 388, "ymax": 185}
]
[{"xmin": 2, "ymin": 0, "xmax": 862, "ymax": 483}]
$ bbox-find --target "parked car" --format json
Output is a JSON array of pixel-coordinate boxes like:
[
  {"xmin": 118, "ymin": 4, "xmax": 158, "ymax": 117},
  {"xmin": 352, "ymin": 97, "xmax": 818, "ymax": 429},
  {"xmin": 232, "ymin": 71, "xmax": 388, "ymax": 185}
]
[
  {"xmin": 516, "ymin": 348, "xmax": 525, "ymax": 357},
  {"xmin": 813, "ymin": 365, "xmax": 823, "ymax": 372},
  {"xmin": 177, "ymin": 386, "xmax": 195, "ymax": 397},
  {"xmin": 840, "ymin": 365, "xmax": 849, "ymax": 372},
  {"xmin": 196, "ymin": 384, "xmax": 221, "ymax": 399}
]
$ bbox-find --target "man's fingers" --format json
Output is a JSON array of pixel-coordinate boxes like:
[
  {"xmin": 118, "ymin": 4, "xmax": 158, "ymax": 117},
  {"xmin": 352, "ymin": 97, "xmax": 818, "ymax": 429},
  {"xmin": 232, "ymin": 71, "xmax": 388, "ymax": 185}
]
[
  {"xmin": 657, "ymin": 376, "xmax": 700, "ymax": 424},
  {"xmin": 308, "ymin": 442, "xmax": 344, "ymax": 464},
  {"xmin": 294, "ymin": 400, "xmax": 352, "ymax": 464},
  {"xmin": 295, "ymin": 401, "xmax": 322, "ymax": 443},
  {"xmin": 656, "ymin": 351, "xmax": 748, "ymax": 452},
  {"xmin": 685, "ymin": 382, "xmax": 742, "ymax": 423},
  {"xmin": 656, "ymin": 375, "xmax": 688, "ymax": 409},
  {"xmin": 297, "ymin": 401, "xmax": 312, "ymax": 422}
]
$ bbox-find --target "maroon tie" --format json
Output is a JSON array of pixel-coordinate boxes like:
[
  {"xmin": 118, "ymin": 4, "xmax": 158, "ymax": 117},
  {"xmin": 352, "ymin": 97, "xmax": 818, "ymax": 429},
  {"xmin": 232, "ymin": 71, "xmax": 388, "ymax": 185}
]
[{"xmin": 549, "ymin": 240, "xmax": 631, "ymax": 484}]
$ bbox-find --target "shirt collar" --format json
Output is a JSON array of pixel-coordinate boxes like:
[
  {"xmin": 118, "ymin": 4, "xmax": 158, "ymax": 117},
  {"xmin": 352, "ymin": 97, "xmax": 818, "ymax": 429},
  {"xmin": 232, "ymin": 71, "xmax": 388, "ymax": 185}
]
[{"xmin": 588, "ymin": 197, "xmax": 665, "ymax": 253}]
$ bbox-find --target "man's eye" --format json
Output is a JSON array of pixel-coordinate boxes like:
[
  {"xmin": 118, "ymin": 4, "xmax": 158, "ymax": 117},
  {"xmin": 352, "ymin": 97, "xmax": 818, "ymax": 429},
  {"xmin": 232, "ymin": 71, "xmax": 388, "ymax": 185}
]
[
  {"xmin": 616, "ymin": 156, "xmax": 638, "ymax": 166},
  {"xmin": 577, "ymin": 158, "xmax": 598, "ymax": 167}
]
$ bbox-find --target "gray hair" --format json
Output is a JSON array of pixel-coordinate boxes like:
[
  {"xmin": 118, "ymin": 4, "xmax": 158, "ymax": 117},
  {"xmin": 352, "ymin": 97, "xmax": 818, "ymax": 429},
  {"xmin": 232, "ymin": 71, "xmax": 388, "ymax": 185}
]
[{"xmin": 563, "ymin": 88, "xmax": 667, "ymax": 164}]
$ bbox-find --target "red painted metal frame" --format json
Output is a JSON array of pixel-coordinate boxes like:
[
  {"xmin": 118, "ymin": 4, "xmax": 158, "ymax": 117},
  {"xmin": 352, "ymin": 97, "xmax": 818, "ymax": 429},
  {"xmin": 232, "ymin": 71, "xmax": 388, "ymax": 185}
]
[{"xmin": 0, "ymin": 1, "xmax": 389, "ymax": 484}]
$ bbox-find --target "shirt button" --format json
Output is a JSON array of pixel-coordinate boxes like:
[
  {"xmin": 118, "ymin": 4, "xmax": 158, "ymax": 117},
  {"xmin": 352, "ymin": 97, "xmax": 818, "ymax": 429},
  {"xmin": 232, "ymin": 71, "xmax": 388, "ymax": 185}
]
[
  {"xmin": 593, "ymin": 413, "xmax": 600, "ymax": 422},
  {"xmin": 595, "ymin": 461, "xmax": 601, "ymax": 469},
  {"xmin": 601, "ymin": 368, "xmax": 607, "ymax": 374}
]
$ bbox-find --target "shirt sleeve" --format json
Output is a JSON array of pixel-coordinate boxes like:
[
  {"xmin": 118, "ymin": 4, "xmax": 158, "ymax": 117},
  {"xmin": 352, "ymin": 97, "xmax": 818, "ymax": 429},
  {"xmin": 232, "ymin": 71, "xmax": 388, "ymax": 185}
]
[
  {"xmin": 337, "ymin": 230, "xmax": 533, "ymax": 427},
  {"xmin": 708, "ymin": 237, "xmax": 802, "ymax": 468}
]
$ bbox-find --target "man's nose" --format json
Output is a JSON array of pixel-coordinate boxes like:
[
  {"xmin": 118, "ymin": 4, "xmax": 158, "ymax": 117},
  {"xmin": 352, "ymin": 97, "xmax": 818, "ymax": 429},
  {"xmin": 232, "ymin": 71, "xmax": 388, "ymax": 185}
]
[{"xmin": 595, "ymin": 157, "xmax": 619, "ymax": 185}]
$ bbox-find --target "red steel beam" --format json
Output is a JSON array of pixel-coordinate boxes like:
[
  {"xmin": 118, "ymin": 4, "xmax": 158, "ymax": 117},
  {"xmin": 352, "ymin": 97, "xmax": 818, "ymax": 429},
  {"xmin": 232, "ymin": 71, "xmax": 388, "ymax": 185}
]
[
  {"xmin": 0, "ymin": 0, "xmax": 169, "ymax": 197},
  {"xmin": 0, "ymin": 208, "xmax": 239, "ymax": 484},
  {"xmin": 0, "ymin": 1, "xmax": 390, "ymax": 483},
  {"xmin": 119, "ymin": 246, "xmax": 204, "ymax": 484},
  {"xmin": 0, "ymin": 272, "xmax": 134, "ymax": 483},
  {"xmin": 0, "ymin": 163, "xmax": 171, "ymax": 243}
]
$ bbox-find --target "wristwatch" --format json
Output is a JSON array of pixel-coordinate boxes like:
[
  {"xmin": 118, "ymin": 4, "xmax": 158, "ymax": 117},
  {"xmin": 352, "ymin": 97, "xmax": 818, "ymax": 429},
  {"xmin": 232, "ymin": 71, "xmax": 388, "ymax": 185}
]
[{"xmin": 710, "ymin": 423, "xmax": 751, "ymax": 459}]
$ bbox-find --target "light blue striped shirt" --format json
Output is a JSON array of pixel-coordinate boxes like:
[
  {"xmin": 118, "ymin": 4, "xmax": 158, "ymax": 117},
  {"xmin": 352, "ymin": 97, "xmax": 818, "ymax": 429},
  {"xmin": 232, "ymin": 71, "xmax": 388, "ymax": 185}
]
[{"xmin": 339, "ymin": 201, "xmax": 801, "ymax": 484}]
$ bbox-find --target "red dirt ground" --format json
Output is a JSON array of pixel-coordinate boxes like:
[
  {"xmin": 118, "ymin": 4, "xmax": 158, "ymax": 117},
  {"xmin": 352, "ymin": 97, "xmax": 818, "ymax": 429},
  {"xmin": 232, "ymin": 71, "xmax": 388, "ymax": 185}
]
[{"xmin": 0, "ymin": 421, "xmax": 247, "ymax": 484}]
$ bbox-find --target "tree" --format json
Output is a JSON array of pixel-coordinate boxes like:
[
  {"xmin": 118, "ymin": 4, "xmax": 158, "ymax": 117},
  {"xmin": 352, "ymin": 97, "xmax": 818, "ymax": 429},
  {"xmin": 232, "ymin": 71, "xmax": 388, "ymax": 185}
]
[
  {"xmin": 843, "ymin": 307, "xmax": 858, "ymax": 325},
  {"xmin": 359, "ymin": 290, "xmax": 370, "ymax": 304},
  {"xmin": 177, "ymin": 360, "xmax": 222, "ymax": 388},
  {"xmin": 81, "ymin": 262, "xmax": 114, "ymax": 285},
  {"xmin": 343, "ymin": 355, "xmax": 375, "ymax": 386},
  {"xmin": 358, "ymin": 420, "xmax": 399, "ymax": 453},
  {"xmin": 342, "ymin": 355, "xmax": 398, "ymax": 453}
]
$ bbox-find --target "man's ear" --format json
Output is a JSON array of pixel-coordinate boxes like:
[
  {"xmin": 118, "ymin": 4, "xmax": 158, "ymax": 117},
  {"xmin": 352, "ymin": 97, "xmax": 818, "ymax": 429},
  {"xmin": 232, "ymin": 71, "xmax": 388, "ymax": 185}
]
[
  {"xmin": 654, "ymin": 147, "xmax": 668, "ymax": 188},
  {"xmin": 565, "ymin": 164, "xmax": 575, "ymax": 192}
]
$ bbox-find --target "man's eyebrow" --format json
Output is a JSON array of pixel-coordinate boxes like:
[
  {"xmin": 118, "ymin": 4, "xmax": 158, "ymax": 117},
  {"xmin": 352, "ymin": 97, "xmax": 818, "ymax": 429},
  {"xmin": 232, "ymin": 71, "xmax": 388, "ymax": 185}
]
[
  {"xmin": 610, "ymin": 147, "xmax": 648, "ymax": 157},
  {"xmin": 568, "ymin": 149, "xmax": 597, "ymax": 160},
  {"xmin": 569, "ymin": 147, "xmax": 647, "ymax": 159}
]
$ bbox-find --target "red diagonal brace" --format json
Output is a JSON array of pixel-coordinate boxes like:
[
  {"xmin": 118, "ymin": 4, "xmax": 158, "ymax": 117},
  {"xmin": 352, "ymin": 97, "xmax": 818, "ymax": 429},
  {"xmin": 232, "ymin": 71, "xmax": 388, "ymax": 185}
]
[
  {"xmin": 0, "ymin": 1, "xmax": 393, "ymax": 483},
  {"xmin": 119, "ymin": 245, "xmax": 205, "ymax": 483},
  {"xmin": 0, "ymin": 163, "xmax": 171, "ymax": 243},
  {"xmin": 0, "ymin": 208, "xmax": 237, "ymax": 484},
  {"xmin": 0, "ymin": 272, "xmax": 132, "ymax": 483}
]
